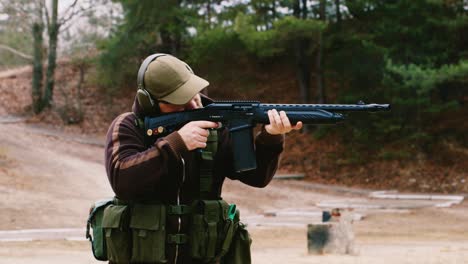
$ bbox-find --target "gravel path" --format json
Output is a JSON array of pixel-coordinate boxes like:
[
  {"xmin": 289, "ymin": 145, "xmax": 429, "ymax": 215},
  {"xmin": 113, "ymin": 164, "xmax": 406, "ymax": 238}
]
[{"xmin": 1, "ymin": 121, "xmax": 468, "ymax": 263}]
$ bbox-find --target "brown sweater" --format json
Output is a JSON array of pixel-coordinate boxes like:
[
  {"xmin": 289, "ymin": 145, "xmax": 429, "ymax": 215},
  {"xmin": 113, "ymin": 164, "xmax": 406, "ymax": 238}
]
[{"xmin": 104, "ymin": 96, "xmax": 284, "ymax": 263}]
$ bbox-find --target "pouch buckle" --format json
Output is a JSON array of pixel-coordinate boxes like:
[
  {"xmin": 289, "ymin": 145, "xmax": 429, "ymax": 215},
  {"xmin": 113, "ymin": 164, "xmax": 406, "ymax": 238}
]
[{"xmin": 167, "ymin": 233, "xmax": 188, "ymax": 244}]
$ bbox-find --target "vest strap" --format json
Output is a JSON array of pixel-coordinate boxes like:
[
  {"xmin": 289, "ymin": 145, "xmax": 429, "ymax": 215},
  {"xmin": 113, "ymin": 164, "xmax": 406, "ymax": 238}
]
[
  {"xmin": 203, "ymin": 201, "xmax": 221, "ymax": 259},
  {"xmin": 168, "ymin": 205, "xmax": 192, "ymax": 215},
  {"xmin": 167, "ymin": 233, "xmax": 188, "ymax": 244},
  {"xmin": 199, "ymin": 129, "xmax": 219, "ymax": 198}
]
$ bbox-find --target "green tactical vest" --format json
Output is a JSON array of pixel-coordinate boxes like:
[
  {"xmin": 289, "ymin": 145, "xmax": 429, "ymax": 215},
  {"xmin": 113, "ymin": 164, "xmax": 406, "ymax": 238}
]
[{"xmin": 87, "ymin": 124, "xmax": 252, "ymax": 264}]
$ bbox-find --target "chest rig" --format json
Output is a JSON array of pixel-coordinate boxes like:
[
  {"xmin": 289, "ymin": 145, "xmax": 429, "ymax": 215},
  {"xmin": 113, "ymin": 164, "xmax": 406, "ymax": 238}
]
[
  {"xmin": 128, "ymin": 117, "xmax": 245, "ymax": 264},
  {"xmin": 87, "ymin": 121, "xmax": 251, "ymax": 264}
]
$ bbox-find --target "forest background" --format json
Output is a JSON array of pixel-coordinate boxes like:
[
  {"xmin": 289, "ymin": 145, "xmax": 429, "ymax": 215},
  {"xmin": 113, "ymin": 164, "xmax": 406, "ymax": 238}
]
[{"xmin": 1, "ymin": 0, "xmax": 467, "ymax": 193}]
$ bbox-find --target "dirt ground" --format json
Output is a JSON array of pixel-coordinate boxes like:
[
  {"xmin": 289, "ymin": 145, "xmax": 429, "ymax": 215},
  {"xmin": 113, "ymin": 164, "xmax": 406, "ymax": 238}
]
[{"xmin": 1, "ymin": 121, "xmax": 468, "ymax": 264}]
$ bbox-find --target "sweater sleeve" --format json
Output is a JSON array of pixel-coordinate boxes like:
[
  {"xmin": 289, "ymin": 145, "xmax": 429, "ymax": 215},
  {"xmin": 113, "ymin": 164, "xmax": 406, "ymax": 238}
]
[
  {"xmin": 225, "ymin": 126, "xmax": 285, "ymax": 188},
  {"xmin": 104, "ymin": 113, "xmax": 189, "ymax": 200}
]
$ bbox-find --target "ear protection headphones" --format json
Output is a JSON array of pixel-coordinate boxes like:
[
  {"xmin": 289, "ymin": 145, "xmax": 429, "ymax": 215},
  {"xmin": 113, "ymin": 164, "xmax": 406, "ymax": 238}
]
[{"xmin": 136, "ymin": 53, "xmax": 195, "ymax": 114}]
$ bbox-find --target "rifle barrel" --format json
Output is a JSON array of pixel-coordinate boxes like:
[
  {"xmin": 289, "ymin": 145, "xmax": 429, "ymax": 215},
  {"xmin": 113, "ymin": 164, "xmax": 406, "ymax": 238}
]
[{"xmin": 259, "ymin": 103, "xmax": 390, "ymax": 112}]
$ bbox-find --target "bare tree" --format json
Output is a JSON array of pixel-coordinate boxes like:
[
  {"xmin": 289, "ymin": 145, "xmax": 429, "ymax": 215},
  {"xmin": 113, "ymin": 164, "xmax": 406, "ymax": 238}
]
[
  {"xmin": 0, "ymin": 0, "xmax": 108, "ymax": 114},
  {"xmin": 42, "ymin": 0, "xmax": 96, "ymax": 109}
]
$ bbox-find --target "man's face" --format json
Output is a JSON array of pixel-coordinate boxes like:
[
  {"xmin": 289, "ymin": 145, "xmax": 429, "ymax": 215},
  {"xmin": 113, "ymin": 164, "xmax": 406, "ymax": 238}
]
[{"xmin": 159, "ymin": 94, "xmax": 202, "ymax": 113}]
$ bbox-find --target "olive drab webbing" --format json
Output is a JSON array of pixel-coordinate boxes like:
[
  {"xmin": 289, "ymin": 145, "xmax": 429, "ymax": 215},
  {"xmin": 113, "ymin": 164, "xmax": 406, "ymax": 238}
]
[
  {"xmin": 191, "ymin": 129, "xmax": 252, "ymax": 263},
  {"xmin": 86, "ymin": 120, "xmax": 252, "ymax": 263},
  {"xmin": 198, "ymin": 129, "xmax": 218, "ymax": 199}
]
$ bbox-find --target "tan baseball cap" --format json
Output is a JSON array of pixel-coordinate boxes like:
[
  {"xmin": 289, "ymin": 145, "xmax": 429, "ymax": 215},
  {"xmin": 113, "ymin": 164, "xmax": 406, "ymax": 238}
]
[{"xmin": 144, "ymin": 55, "xmax": 209, "ymax": 105}]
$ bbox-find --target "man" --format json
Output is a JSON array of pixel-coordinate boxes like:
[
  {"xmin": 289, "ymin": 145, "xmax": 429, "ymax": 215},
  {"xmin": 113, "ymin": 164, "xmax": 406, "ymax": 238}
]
[{"xmin": 104, "ymin": 53, "xmax": 302, "ymax": 264}]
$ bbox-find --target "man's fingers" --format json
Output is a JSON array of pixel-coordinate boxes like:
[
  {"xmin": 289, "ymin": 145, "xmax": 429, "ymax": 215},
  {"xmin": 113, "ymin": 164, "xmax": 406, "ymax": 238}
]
[
  {"xmin": 293, "ymin": 121, "xmax": 303, "ymax": 130},
  {"xmin": 272, "ymin": 109, "xmax": 284, "ymax": 130},
  {"xmin": 192, "ymin": 121, "xmax": 219, "ymax": 129},
  {"xmin": 179, "ymin": 121, "xmax": 217, "ymax": 151},
  {"xmin": 196, "ymin": 134, "xmax": 208, "ymax": 143},
  {"xmin": 195, "ymin": 127, "xmax": 209, "ymax": 137},
  {"xmin": 279, "ymin": 111, "xmax": 291, "ymax": 130},
  {"xmin": 280, "ymin": 111, "xmax": 303, "ymax": 131},
  {"xmin": 267, "ymin": 110, "xmax": 275, "ymax": 126}
]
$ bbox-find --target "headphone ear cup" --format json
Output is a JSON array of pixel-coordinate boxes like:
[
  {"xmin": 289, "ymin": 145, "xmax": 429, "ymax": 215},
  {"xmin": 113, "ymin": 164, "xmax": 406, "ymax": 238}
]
[{"xmin": 137, "ymin": 89, "xmax": 155, "ymax": 114}]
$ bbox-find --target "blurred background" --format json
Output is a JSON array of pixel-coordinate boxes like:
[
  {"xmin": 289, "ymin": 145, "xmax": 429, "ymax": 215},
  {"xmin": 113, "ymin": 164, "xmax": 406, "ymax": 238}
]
[
  {"xmin": 0, "ymin": 1, "xmax": 467, "ymax": 263},
  {"xmin": 2, "ymin": 0, "xmax": 467, "ymax": 192}
]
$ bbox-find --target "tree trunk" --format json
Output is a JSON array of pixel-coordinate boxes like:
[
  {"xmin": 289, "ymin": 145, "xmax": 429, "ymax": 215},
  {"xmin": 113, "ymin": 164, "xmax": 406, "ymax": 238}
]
[
  {"xmin": 170, "ymin": 27, "xmax": 181, "ymax": 56},
  {"xmin": 159, "ymin": 29, "xmax": 172, "ymax": 53},
  {"xmin": 293, "ymin": 0, "xmax": 311, "ymax": 132},
  {"xmin": 335, "ymin": 0, "xmax": 342, "ymax": 25},
  {"xmin": 316, "ymin": 0, "xmax": 326, "ymax": 103},
  {"xmin": 295, "ymin": 41, "xmax": 311, "ymax": 104},
  {"xmin": 32, "ymin": 22, "xmax": 44, "ymax": 114},
  {"xmin": 301, "ymin": 0, "xmax": 308, "ymax": 19},
  {"xmin": 206, "ymin": 0, "xmax": 211, "ymax": 27},
  {"xmin": 43, "ymin": 0, "xmax": 59, "ymax": 108},
  {"xmin": 172, "ymin": 0, "xmax": 183, "ymax": 55},
  {"xmin": 316, "ymin": 32, "xmax": 325, "ymax": 103},
  {"xmin": 293, "ymin": 0, "xmax": 311, "ymax": 105},
  {"xmin": 271, "ymin": 1, "xmax": 277, "ymax": 20},
  {"xmin": 293, "ymin": 0, "xmax": 300, "ymax": 17}
]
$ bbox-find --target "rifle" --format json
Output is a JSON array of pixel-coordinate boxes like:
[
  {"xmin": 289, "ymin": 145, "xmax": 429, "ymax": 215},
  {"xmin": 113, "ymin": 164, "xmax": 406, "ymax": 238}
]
[{"xmin": 144, "ymin": 101, "xmax": 390, "ymax": 172}]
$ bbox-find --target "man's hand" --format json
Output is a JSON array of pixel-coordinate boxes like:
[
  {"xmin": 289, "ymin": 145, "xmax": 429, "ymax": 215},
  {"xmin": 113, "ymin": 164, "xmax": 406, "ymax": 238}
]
[
  {"xmin": 178, "ymin": 121, "xmax": 218, "ymax": 151},
  {"xmin": 265, "ymin": 109, "xmax": 303, "ymax": 135}
]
